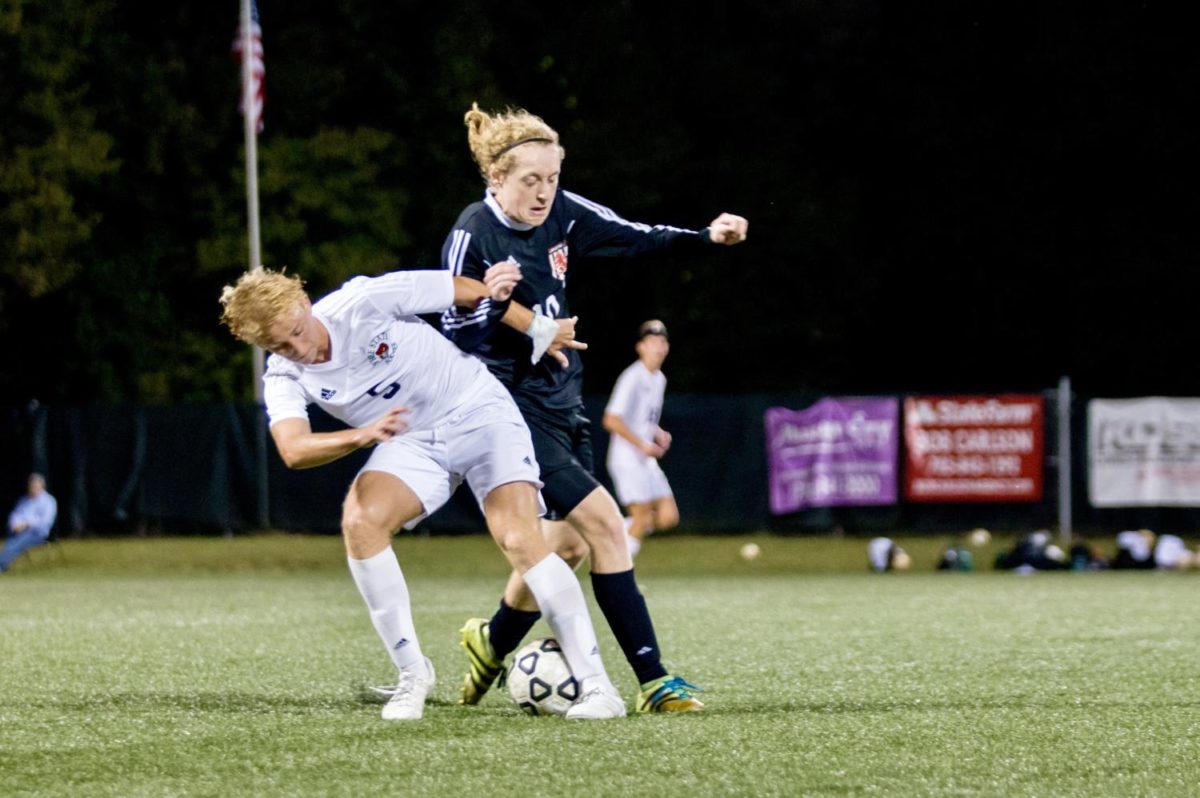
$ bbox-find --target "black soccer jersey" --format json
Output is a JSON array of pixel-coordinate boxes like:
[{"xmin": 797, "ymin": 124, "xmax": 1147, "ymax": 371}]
[{"xmin": 440, "ymin": 190, "xmax": 711, "ymax": 410}]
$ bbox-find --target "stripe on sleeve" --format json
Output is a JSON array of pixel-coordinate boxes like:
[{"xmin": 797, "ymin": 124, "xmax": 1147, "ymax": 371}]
[
  {"xmin": 440, "ymin": 298, "xmax": 492, "ymax": 330},
  {"xmin": 446, "ymin": 229, "xmax": 471, "ymax": 275},
  {"xmin": 564, "ymin": 190, "xmax": 697, "ymax": 235}
]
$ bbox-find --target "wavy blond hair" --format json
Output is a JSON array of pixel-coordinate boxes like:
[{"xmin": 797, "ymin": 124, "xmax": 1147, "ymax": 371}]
[
  {"xmin": 464, "ymin": 102, "xmax": 565, "ymax": 184},
  {"xmin": 219, "ymin": 268, "xmax": 307, "ymax": 346}
]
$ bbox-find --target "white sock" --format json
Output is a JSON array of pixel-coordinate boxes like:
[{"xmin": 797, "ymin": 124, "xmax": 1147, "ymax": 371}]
[
  {"xmin": 522, "ymin": 554, "xmax": 615, "ymax": 694},
  {"xmin": 347, "ymin": 547, "xmax": 426, "ymax": 674}
]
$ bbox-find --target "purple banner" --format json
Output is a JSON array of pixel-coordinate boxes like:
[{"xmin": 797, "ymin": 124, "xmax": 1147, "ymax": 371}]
[{"xmin": 765, "ymin": 397, "xmax": 899, "ymax": 514}]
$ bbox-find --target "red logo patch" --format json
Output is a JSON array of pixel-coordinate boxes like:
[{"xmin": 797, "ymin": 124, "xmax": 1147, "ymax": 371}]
[
  {"xmin": 366, "ymin": 330, "xmax": 396, "ymax": 366},
  {"xmin": 548, "ymin": 242, "xmax": 569, "ymax": 281}
]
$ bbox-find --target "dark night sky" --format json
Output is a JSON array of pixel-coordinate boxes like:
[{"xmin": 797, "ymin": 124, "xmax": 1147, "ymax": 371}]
[
  {"xmin": 831, "ymin": 3, "xmax": 1197, "ymax": 398},
  {"xmin": 382, "ymin": 1, "xmax": 1199, "ymax": 399}
]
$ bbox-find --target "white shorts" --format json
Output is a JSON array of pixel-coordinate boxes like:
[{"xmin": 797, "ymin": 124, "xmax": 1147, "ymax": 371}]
[
  {"xmin": 607, "ymin": 451, "xmax": 673, "ymax": 507},
  {"xmin": 359, "ymin": 381, "xmax": 543, "ymax": 529}
]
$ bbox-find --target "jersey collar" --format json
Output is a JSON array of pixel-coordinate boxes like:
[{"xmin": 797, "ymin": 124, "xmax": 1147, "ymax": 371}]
[{"xmin": 484, "ymin": 192, "xmax": 535, "ymax": 232}]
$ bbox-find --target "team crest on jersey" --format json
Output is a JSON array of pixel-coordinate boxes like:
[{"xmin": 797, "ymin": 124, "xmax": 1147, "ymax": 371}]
[
  {"xmin": 366, "ymin": 331, "xmax": 396, "ymax": 366},
  {"xmin": 548, "ymin": 242, "xmax": 569, "ymax": 281}
]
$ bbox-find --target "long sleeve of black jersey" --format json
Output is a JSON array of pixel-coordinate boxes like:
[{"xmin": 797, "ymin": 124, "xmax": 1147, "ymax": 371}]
[
  {"xmin": 563, "ymin": 191, "xmax": 712, "ymax": 259},
  {"xmin": 438, "ymin": 228, "xmax": 511, "ymax": 352}
]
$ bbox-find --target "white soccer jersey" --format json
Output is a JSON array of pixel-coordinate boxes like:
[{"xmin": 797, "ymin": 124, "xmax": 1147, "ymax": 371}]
[
  {"xmin": 604, "ymin": 361, "xmax": 667, "ymax": 463},
  {"xmin": 262, "ymin": 271, "xmax": 497, "ymax": 432}
]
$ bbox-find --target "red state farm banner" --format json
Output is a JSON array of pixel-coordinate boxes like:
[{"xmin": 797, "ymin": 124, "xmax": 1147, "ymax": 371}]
[{"xmin": 904, "ymin": 394, "xmax": 1044, "ymax": 502}]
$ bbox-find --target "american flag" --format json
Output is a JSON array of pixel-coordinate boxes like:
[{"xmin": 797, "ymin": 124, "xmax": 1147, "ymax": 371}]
[{"xmin": 233, "ymin": 0, "xmax": 265, "ymax": 133}]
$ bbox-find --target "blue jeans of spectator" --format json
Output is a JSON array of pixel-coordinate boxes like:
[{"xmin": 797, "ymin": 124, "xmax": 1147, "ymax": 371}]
[{"xmin": 0, "ymin": 530, "xmax": 49, "ymax": 571}]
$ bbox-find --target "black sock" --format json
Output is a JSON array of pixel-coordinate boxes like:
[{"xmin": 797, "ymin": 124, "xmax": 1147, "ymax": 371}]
[
  {"xmin": 591, "ymin": 569, "xmax": 668, "ymax": 684},
  {"xmin": 488, "ymin": 600, "xmax": 541, "ymax": 660}
]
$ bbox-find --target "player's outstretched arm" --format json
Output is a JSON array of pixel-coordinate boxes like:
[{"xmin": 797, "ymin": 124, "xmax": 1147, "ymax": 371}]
[
  {"xmin": 482, "ymin": 259, "xmax": 521, "ymax": 301},
  {"xmin": 270, "ymin": 409, "xmax": 410, "ymax": 469},
  {"xmin": 440, "ymin": 255, "xmax": 520, "ymax": 353},
  {"xmin": 452, "ymin": 260, "xmax": 523, "ymax": 308},
  {"xmin": 708, "ymin": 213, "xmax": 748, "ymax": 245}
]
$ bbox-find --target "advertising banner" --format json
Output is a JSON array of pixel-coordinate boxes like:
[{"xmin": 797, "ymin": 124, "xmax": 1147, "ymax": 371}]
[
  {"xmin": 765, "ymin": 397, "xmax": 898, "ymax": 514},
  {"xmin": 904, "ymin": 394, "xmax": 1044, "ymax": 502},
  {"xmin": 1088, "ymin": 397, "xmax": 1200, "ymax": 507}
]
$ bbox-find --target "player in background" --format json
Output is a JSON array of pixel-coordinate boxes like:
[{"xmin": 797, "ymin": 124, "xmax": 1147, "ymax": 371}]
[
  {"xmin": 440, "ymin": 102, "xmax": 748, "ymax": 712},
  {"xmin": 218, "ymin": 265, "xmax": 625, "ymax": 721},
  {"xmin": 602, "ymin": 320, "xmax": 679, "ymax": 559}
]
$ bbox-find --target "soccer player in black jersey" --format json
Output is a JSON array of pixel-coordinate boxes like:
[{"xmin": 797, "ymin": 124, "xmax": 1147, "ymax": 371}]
[{"xmin": 441, "ymin": 102, "xmax": 747, "ymax": 713}]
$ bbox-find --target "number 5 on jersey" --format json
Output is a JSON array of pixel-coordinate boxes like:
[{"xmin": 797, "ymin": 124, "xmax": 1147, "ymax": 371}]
[{"xmin": 368, "ymin": 380, "xmax": 401, "ymax": 400}]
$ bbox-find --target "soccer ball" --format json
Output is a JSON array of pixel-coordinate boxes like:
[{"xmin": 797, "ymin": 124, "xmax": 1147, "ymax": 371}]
[{"xmin": 506, "ymin": 637, "xmax": 579, "ymax": 716}]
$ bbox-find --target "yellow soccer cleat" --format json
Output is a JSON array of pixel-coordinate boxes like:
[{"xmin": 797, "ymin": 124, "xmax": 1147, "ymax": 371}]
[
  {"xmin": 636, "ymin": 674, "xmax": 705, "ymax": 713},
  {"xmin": 457, "ymin": 618, "xmax": 504, "ymax": 705}
]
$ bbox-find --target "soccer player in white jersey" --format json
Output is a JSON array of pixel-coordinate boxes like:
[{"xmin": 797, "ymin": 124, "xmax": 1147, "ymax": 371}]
[
  {"xmin": 218, "ymin": 265, "xmax": 625, "ymax": 721},
  {"xmin": 602, "ymin": 320, "xmax": 679, "ymax": 559}
]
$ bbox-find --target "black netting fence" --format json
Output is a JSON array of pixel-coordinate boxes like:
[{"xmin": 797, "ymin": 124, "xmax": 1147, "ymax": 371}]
[{"xmin": 3, "ymin": 391, "xmax": 1199, "ymax": 536}]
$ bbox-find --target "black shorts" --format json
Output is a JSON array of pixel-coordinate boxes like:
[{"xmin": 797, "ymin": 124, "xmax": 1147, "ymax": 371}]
[{"xmin": 518, "ymin": 401, "xmax": 602, "ymax": 520}]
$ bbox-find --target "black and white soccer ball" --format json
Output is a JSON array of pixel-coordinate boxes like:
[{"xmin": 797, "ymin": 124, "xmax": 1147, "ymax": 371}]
[{"xmin": 506, "ymin": 637, "xmax": 579, "ymax": 716}]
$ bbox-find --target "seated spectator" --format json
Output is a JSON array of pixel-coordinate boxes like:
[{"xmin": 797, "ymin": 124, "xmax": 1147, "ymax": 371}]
[
  {"xmin": 937, "ymin": 544, "xmax": 973, "ymax": 571},
  {"xmin": 994, "ymin": 530, "xmax": 1069, "ymax": 572},
  {"xmin": 868, "ymin": 537, "xmax": 911, "ymax": 573},
  {"xmin": 1111, "ymin": 529, "xmax": 1157, "ymax": 570},
  {"xmin": 0, "ymin": 473, "xmax": 58, "ymax": 574}
]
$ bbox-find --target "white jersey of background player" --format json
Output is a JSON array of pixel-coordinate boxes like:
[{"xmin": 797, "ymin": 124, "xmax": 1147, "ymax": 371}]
[
  {"xmin": 602, "ymin": 320, "xmax": 680, "ymax": 558},
  {"xmin": 220, "ymin": 266, "xmax": 624, "ymax": 721}
]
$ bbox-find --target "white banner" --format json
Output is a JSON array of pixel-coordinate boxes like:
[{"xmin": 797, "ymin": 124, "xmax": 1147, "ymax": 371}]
[{"xmin": 1088, "ymin": 397, "xmax": 1200, "ymax": 507}]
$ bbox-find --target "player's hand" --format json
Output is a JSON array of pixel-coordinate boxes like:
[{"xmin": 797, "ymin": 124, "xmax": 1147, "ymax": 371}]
[
  {"xmin": 708, "ymin": 213, "xmax": 748, "ymax": 245},
  {"xmin": 653, "ymin": 428, "xmax": 672, "ymax": 454},
  {"xmin": 545, "ymin": 316, "xmax": 589, "ymax": 368},
  {"xmin": 359, "ymin": 407, "xmax": 410, "ymax": 446},
  {"xmin": 483, "ymin": 259, "xmax": 522, "ymax": 302},
  {"xmin": 641, "ymin": 440, "xmax": 667, "ymax": 459}
]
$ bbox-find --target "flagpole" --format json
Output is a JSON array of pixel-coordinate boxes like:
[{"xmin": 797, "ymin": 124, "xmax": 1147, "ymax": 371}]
[{"xmin": 240, "ymin": 0, "xmax": 269, "ymax": 530}]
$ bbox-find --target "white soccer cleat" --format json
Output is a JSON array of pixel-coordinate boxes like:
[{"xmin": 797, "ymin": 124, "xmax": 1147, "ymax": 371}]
[
  {"xmin": 564, "ymin": 685, "xmax": 627, "ymax": 720},
  {"xmin": 375, "ymin": 657, "xmax": 436, "ymax": 721}
]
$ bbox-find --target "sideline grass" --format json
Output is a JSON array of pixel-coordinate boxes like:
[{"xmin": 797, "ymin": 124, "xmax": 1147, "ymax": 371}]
[{"xmin": 2, "ymin": 534, "xmax": 1198, "ymax": 797}]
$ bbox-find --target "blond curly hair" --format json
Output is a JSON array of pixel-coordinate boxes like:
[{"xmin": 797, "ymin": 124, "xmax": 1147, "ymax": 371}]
[
  {"xmin": 219, "ymin": 268, "xmax": 307, "ymax": 346},
  {"xmin": 464, "ymin": 102, "xmax": 565, "ymax": 184}
]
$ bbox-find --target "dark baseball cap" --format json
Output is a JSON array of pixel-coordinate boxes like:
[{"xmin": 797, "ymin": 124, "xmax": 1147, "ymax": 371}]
[{"xmin": 637, "ymin": 319, "xmax": 668, "ymax": 340}]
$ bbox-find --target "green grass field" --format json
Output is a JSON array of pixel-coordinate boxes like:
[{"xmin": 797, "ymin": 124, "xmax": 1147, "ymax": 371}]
[{"xmin": 2, "ymin": 533, "xmax": 1198, "ymax": 797}]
